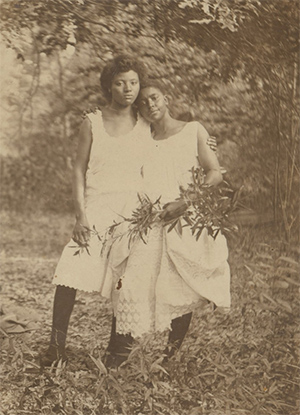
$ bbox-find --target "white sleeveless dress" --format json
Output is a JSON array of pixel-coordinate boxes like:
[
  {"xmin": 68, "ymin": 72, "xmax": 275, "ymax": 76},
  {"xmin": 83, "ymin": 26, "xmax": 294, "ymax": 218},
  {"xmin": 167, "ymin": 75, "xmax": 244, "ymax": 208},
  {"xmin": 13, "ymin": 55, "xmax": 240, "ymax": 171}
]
[
  {"xmin": 53, "ymin": 110, "xmax": 152, "ymax": 296},
  {"xmin": 111, "ymin": 122, "xmax": 231, "ymax": 337}
]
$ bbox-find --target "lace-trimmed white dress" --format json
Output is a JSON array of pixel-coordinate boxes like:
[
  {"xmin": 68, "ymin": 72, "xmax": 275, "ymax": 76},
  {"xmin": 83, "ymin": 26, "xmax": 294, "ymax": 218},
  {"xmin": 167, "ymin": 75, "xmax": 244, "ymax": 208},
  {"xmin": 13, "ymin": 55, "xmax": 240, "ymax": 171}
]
[
  {"xmin": 112, "ymin": 121, "xmax": 231, "ymax": 338},
  {"xmin": 53, "ymin": 110, "xmax": 152, "ymax": 296}
]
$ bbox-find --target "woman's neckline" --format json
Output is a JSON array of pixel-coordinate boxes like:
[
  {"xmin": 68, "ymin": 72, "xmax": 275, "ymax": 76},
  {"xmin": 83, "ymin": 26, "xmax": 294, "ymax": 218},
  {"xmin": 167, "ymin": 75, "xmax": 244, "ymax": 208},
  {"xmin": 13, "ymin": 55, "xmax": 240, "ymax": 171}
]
[
  {"xmin": 99, "ymin": 109, "xmax": 139, "ymax": 139},
  {"xmin": 152, "ymin": 121, "xmax": 189, "ymax": 142}
]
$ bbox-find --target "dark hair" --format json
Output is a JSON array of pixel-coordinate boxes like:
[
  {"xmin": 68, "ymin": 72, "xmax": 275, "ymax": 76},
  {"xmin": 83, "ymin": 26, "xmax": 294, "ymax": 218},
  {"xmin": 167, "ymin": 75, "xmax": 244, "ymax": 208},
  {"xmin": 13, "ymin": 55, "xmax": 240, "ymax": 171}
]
[
  {"xmin": 139, "ymin": 79, "xmax": 167, "ymax": 95},
  {"xmin": 100, "ymin": 54, "xmax": 146, "ymax": 101}
]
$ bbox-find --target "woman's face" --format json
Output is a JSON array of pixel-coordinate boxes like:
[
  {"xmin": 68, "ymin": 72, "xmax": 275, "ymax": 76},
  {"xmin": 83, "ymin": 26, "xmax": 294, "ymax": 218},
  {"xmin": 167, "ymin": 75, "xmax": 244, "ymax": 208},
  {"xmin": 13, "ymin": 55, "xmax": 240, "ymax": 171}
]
[
  {"xmin": 110, "ymin": 70, "xmax": 140, "ymax": 107},
  {"xmin": 137, "ymin": 87, "xmax": 167, "ymax": 122}
]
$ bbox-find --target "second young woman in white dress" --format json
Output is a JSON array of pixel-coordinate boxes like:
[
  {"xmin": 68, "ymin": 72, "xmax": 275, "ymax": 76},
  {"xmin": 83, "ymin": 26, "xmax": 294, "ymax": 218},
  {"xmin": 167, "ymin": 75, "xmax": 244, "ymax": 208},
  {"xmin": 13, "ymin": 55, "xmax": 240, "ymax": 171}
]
[{"xmin": 106, "ymin": 81, "xmax": 231, "ymax": 365}]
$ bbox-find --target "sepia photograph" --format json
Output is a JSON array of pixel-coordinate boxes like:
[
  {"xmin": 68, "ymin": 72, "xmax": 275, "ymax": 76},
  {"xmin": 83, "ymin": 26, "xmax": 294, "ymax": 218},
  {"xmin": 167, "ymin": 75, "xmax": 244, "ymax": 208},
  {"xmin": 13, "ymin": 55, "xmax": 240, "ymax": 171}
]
[{"xmin": 0, "ymin": 1, "xmax": 299, "ymax": 414}]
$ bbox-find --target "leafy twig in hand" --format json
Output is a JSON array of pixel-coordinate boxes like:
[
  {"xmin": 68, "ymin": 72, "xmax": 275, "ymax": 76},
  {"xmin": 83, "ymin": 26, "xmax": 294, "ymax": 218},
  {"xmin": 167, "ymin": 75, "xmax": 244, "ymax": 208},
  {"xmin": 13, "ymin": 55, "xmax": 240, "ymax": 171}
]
[
  {"xmin": 166, "ymin": 167, "xmax": 242, "ymax": 239},
  {"xmin": 69, "ymin": 225, "xmax": 101, "ymax": 256}
]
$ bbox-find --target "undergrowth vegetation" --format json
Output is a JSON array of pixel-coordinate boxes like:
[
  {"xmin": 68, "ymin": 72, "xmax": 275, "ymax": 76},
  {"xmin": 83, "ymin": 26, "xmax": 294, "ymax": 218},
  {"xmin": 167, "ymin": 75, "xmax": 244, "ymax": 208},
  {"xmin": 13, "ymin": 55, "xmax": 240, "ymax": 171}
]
[{"xmin": 1, "ymin": 211, "xmax": 299, "ymax": 415}]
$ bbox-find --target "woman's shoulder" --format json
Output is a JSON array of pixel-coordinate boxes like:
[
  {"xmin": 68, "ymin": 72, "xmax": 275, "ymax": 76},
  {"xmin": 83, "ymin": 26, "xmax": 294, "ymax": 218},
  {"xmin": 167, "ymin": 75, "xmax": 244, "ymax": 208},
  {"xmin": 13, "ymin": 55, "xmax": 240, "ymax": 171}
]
[
  {"xmin": 176, "ymin": 120, "xmax": 202, "ymax": 137},
  {"xmin": 185, "ymin": 121, "xmax": 209, "ymax": 138},
  {"xmin": 185, "ymin": 120, "xmax": 205, "ymax": 128},
  {"xmin": 82, "ymin": 106, "xmax": 102, "ymax": 120},
  {"xmin": 176, "ymin": 121, "xmax": 207, "ymax": 153}
]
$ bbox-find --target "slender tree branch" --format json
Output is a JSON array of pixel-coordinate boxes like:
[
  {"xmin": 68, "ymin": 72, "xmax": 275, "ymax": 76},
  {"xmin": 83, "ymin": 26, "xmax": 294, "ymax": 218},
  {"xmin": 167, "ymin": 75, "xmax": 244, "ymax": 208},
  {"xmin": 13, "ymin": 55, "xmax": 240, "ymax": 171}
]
[{"xmin": 57, "ymin": 0, "xmax": 115, "ymax": 32}]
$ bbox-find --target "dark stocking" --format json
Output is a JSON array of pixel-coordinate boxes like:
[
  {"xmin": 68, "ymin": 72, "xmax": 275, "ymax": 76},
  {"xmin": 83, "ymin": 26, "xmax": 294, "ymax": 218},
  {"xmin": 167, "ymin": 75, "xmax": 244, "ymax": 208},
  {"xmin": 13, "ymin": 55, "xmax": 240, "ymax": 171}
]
[
  {"xmin": 41, "ymin": 285, "xmax": 76, "ymax": 366},
  {"xmin": 164, "ymin": 312, "xmax": 192, "ymax": 360},
  {"xmin": 104, "ymin": 316, "xmax": 134, "ymax": 368}
]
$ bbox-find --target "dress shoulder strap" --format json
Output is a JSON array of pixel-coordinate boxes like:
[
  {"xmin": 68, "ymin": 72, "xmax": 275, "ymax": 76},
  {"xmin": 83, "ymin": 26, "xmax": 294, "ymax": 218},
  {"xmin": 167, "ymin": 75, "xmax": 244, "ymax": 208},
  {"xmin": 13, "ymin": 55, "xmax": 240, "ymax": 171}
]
[
  {"xmin": 175, "ymin": 121, "xmax": 199, "ymax": 161},
  {"xmin": 84, "ymin": 109, "xmax": 104, "ymax": 142}
]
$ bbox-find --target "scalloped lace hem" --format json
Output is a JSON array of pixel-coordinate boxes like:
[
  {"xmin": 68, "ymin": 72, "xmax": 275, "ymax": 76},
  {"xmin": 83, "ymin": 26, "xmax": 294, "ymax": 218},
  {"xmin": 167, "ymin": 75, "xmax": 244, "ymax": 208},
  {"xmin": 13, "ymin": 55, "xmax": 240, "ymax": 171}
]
[{"xmin": 52, "ymin": 281, "xmax": 109, "ymax": 295}]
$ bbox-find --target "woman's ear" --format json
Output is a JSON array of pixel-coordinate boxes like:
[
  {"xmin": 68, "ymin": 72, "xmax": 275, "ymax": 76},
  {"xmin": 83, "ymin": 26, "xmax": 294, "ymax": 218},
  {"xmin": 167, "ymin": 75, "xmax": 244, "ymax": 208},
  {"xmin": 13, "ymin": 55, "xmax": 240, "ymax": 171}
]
[{"xmin": 164, "ymin": 95, "xmax": 169, "ymax": 106}]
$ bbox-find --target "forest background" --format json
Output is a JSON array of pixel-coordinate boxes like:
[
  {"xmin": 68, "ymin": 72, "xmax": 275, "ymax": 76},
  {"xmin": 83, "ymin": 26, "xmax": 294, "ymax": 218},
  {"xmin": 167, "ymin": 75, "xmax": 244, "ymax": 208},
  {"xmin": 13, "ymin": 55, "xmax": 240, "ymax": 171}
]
[
  {"xmin": 0, "ymin": 1, "xmax": 299, "ymax": 415},
  {"xmin": 0, "ymin": 0, "xmax": 299, "ymax": 241}
]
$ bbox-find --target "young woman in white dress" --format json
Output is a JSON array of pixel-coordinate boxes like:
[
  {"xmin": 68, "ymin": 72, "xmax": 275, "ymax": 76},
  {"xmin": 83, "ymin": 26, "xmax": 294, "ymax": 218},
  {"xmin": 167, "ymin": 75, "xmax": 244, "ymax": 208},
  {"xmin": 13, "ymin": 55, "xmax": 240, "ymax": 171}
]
[
  {"xmin": 106, "ymin": 81, "xmax": 231, "ymax": 366},
  {"xmin": 41, "ymin": 55, "xmax": 152, "ymax": 367}
]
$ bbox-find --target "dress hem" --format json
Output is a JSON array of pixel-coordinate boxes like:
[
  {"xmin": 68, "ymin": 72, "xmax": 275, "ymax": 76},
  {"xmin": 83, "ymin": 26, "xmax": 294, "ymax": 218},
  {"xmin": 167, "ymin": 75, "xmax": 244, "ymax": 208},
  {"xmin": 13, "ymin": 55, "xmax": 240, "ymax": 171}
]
[{"xmin": 52, "ymin": 281, "xmax": 111, "ymax": 296}]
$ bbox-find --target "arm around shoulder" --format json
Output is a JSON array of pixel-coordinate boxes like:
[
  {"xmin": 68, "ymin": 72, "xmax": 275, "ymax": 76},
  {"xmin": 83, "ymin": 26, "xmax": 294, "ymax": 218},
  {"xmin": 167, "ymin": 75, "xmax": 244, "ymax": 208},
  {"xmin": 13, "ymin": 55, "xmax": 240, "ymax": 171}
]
[{"xmin": 196, "ymin": 123, "xmax": 222, "ymax": 186}]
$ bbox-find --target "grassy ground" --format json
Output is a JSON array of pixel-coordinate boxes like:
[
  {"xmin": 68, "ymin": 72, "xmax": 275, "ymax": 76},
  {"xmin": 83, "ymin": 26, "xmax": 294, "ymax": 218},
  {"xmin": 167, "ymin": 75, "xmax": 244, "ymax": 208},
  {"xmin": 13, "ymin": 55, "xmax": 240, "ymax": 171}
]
[{"xmin": 0, "ymin": 211, "xmax": 299, "ymax": 415}]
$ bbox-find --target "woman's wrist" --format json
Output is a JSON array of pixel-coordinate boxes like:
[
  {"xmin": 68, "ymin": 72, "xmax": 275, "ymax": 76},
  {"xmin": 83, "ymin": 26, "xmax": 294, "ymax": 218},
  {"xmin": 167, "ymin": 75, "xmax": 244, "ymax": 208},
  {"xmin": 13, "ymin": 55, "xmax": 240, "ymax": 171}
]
[{"xmin": 75, "ymin": 212, "xmax": 87, "ymax": 222}]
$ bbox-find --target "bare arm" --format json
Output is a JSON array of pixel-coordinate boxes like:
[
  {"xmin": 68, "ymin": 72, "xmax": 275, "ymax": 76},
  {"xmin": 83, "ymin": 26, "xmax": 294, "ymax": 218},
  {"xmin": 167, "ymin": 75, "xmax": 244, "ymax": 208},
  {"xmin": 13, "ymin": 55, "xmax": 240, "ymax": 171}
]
[
  {"xmin": 197, "ymin": 123, "xmax": 222, "ymax": 186},
  {"xmin": 72, "ymin": 117, "xmax": 92, "ymax": 244}
]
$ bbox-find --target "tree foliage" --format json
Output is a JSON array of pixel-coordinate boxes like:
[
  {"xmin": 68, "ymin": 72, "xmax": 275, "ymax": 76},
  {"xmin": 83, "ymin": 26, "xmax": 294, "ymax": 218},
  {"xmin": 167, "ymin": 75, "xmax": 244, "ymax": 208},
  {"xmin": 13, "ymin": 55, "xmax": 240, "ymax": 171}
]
[{"xmin": 0, "ymin": 0, "xmax": 299, "ymax": 240}]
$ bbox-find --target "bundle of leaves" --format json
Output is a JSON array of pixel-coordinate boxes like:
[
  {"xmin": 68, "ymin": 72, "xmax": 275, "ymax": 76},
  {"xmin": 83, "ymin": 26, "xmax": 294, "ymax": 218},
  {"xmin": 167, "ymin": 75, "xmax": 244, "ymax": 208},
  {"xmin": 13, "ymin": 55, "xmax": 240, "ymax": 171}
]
[
  {"xmin": 71, "ymin": 167, "xmax": 242, "ymax": 258},
  {"xmin": 100, "ymin": 167, "xmax": 242, "ymax": 254},
  {"xmin": 169, "ymin": 166, "xmax": 242, "ymax": 239},
  {"xmin": 104, "ymin": 193, "xmax": 163, "ymax": 250}
]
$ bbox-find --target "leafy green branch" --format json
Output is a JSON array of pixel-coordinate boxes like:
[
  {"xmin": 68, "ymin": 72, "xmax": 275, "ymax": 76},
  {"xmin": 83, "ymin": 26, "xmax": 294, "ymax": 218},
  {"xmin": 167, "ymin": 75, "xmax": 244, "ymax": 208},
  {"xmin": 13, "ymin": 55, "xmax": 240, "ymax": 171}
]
[{"xmin": 71, "ymin": 167, "xmax": 242, "ymax": 257}]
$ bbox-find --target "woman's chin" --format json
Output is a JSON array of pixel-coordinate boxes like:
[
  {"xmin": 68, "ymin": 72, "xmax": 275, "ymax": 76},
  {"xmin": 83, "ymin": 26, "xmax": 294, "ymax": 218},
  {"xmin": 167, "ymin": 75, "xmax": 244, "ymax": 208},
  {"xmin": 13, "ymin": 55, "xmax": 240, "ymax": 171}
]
[
  {"xmin": 124, "ymin": 97, "xmax": 135, "ymax": 105},
  {"xmin": 143, "ymin": 112, "xmax": 161, "ymax": 123}
]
